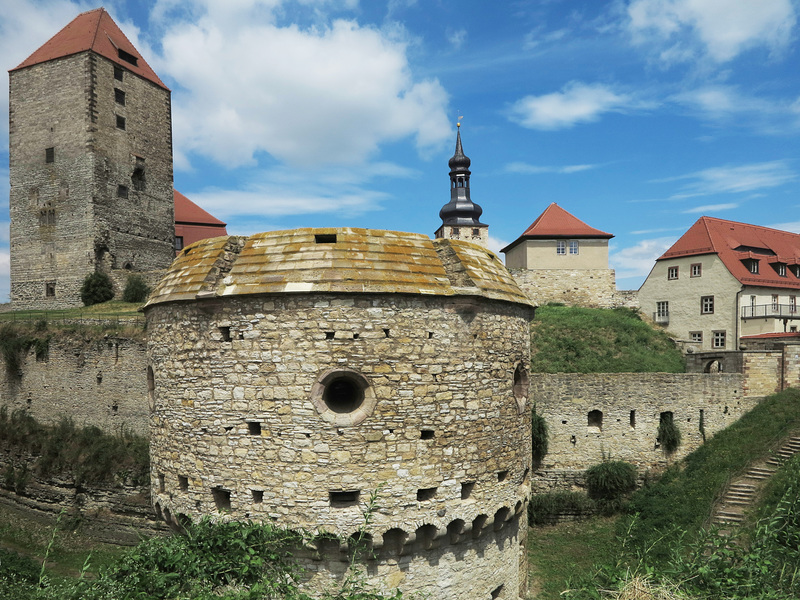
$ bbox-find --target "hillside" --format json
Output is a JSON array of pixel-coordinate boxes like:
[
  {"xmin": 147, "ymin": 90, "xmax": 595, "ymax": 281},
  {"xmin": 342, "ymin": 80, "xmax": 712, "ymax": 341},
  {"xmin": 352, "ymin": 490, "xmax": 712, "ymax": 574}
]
[{"xmin": 530, "ymin": 305, "xmax": 684, "ymax": 373}]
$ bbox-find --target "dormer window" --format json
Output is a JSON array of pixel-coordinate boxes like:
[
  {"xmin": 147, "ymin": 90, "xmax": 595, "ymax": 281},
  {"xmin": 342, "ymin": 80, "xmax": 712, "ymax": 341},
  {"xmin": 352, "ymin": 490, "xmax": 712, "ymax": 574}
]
[
  {"xmin": 745, "ymin": 259, "xmax": 759, "ymax": 274},
  {"xmin": 117, "ymin": 48, "xmax": 138, "ymax": 66},
  {"xmin": 776, "ymin": 263, "xmax": 787, "ymax": 277}
]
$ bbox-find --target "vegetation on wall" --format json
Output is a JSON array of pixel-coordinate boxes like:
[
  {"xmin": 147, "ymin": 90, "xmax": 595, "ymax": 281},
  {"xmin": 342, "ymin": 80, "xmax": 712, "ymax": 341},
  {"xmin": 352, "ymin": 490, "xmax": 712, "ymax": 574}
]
[
  {"xmin": 584, "ymin": 460, "xmax": 637, "ymax": 515},
  {"xmin": 530, "ymin": 305, "xmax": 684, "ymax": 373},
  {"xmin": 0, "ymin": 408, "xmax": 148, "ymax": 486},
  {"xmin": 79, "ymin": 272, "xmax": 114, "ymax": 307},
  {"xmin": 656, "ymin": 411, "xmax": 681, "ymax": 454},
  {"xmin": 531, "ymin": 408, "xmax": 549, "ymax": 466},
  {"xmin": 0, "ymin": 324, "xmax": 50, "ymax": 377}
]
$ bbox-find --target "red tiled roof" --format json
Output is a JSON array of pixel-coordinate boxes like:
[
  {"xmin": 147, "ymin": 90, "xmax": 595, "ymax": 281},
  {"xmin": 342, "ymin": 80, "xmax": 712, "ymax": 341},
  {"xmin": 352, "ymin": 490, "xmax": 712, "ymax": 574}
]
[
  {"xmin": 11, "ymin": 8, "xmax": 168, "ymax": 90},
  {"xmin": 174, "ymin": 190, "xmax": 226, "ymax": 226},
  {"xmin": 741, "ymin": 332, "xmax": 800, "ymax": 339},
  {"xmin": 501, "ymin": 203, "xmax": 612, "ymax": 253},
  {"xmin": 659, "ymin": 216, "xmax": 800, "ymax": 290}
]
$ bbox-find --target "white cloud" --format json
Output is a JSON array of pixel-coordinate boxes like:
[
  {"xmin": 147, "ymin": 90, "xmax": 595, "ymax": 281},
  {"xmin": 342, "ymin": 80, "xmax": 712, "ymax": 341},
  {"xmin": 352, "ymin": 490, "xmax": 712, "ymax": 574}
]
[
  {"xmin": 505, "ymin": 162, "xmax": 599, "ymax": 175},
  {"xmin": 770, "ymin": 221, "xmax": 800, "ymax": 234},
  {"xmin": 610, "ymin": 236, "xmax": 675, "ymax": 281},
  {"xmin": 488, "ymin": 235, "xmax": 508, "ymax": 256},
  {"xmin": 0, "ymin": 247, "xmax": 8, "ymax": 304},
  {"xmin": 508, "ymin": 82, "xmax": 631, "ymax": 130},
  {"xmin": 156, "ymin": 6, "xmax": 451, "ymax": 168},
  {"xmin": 659, "ymin": 161, "xmax": 796, "ymax": 197},
  {"xmin": 447, "ymin": 28, "xmax": 467, "ymax": 49},
  {"xmin": 682, "ymin": 202, "xmax": 738, "ymax": 214},
  {"xmin": 627, "ymin": 0, "xmax": 797, "ymax": 64}
]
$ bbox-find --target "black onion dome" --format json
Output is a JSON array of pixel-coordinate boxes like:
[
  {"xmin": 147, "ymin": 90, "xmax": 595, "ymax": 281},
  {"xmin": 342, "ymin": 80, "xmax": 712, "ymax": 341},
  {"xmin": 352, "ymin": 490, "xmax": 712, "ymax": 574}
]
[{"xmin": 448, "ymin": 127, "xmax": 471, "ymax": 172}]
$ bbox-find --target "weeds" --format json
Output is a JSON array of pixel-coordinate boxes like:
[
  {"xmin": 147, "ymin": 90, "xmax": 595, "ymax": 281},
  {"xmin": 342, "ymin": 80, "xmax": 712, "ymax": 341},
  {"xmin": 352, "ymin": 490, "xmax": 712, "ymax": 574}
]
[{"xmin": 532, "ymin": 408, "xmax": 549, "ymax": 466}]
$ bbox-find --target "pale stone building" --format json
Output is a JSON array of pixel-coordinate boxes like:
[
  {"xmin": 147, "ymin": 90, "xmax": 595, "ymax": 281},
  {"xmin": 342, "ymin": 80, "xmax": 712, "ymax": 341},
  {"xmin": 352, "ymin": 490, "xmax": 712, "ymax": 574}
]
[
  {"xmin": 502, "ymin": 203, "xmax": 619, "ymax": 307},
  {"xmin": 9, "ymin": 9, "xmax": 175, "ymax": 308},
  {"xmin": 639, "ymin": 216, "xmax": 800, "ymax": 352},
  {"xmin": 144, "ymin": 228, "xmax": 533, "ymax": 599}
]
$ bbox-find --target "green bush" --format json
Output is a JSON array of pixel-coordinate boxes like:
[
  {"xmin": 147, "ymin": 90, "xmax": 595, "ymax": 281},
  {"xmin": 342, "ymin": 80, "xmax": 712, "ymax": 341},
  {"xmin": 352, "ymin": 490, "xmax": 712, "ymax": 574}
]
[
  {"xmin": 80, "ymin": 272, "xmax": 114, "ymax": 306},
  {"xmin": 657, "ymin": 411, "xmax": 681, "ymax": 454},
  {"xmin": 585, "ymin": 460, "xmax": 637, "ymax": 501},
  {"xmin": 532, "ymin": 409, "xmax": 549, "ymax": 465},
  {"xmin": 122, "ymin": 274, "xmax": 150, "ymax": 303}
]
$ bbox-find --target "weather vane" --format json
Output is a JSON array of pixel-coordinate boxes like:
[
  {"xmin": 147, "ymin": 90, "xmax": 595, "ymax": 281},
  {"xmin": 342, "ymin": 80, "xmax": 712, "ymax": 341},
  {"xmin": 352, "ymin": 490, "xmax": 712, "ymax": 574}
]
[{"xmin": 457, "ymin": 111, "xmax": 463, "ymax": 128}]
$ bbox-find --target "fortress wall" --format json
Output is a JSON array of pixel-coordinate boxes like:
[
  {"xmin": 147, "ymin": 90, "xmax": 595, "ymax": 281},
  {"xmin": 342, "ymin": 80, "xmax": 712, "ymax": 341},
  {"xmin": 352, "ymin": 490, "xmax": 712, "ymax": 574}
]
[
  {"xmin": 0, "ymin": 336, "xmax": 149, "ymax": 435},
  {"xmin": 510, "ymin": 268, "xmax": 636, "ymax": 309},
  {"xmin": 531, "ymin": 372, "xmax": 759, "ymax": 491}
]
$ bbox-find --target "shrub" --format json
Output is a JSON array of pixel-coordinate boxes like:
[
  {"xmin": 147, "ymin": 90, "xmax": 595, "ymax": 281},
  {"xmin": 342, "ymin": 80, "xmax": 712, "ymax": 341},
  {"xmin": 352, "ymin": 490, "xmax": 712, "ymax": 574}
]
[
  {"xmin": 80, "ymin": 272, "xmax": 114, "ymax": 306},
  {"xmin": 122, "ymin": 274, "xmax": 150, "ymax": 303},
  {"xmin": 532, "ymin": 409, "xmax": 549, "ymax": 465},
  {"xmin": 585, "ymin": 460, "xmax": 637, "ymax": 500},
  {"xmin": 657, "ymin": 412, "xmax": 681, "ymax": 454}
]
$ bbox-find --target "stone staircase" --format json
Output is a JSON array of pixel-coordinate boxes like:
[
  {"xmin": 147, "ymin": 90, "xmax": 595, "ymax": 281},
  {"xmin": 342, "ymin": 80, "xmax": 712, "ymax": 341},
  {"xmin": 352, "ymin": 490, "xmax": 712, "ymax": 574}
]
[{"xmin": 710, "ymin": 435, "xmax": 800, "ymax": 528}]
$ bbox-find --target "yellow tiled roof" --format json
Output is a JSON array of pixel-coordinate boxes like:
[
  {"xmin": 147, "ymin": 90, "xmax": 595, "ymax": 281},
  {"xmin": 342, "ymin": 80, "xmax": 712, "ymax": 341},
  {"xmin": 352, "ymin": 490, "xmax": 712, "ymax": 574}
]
[{"xmin": 145, "ymin": 228, "xmax": 531, "ymax": 308}]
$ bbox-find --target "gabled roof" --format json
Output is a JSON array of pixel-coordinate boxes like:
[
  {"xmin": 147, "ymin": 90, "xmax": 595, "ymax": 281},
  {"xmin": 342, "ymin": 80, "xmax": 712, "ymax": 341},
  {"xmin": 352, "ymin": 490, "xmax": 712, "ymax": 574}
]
[
  {"xmin": 658, "ymin": 216, "xmax": 800, "ymax": 290},
  {"xmin": 500, "ymin": 203, "xmax": 612, "ymax": 253},
  {"xmin": 11, "ymin": 8, "xmax": 168, "ymax": 90},
  {"xmin": 174, "ymin": 190, "xmax": 226, "ymax": 227}
]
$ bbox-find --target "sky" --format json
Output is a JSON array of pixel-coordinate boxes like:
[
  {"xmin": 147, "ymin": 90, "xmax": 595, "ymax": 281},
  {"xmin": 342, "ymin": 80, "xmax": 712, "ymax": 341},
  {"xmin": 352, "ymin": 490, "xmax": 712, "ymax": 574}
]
[{"xmin": 2, "ymin": 0, "xmax": 800, "ymax": 302}]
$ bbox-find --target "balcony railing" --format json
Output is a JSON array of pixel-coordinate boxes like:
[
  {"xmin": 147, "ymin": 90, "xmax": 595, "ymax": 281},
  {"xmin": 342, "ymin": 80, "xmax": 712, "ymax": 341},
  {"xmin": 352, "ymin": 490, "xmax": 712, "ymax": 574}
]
[{"xmin": 741, "ymin": 304, "xmax": 800, "ymax": 319}]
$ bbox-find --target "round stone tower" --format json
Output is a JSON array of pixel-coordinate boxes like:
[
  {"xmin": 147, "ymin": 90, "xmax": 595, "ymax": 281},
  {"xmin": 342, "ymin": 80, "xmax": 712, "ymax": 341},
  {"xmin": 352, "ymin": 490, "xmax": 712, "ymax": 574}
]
[{"xmin": 144, "ymin": 228, "xmax": 533, "ymax": 599}]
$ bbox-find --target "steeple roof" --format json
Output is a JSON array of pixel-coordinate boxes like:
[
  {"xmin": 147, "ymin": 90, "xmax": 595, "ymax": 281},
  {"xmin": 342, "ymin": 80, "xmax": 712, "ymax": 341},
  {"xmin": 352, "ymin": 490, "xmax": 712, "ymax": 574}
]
[
  {"xmin": 501, "ymin": 203, "xmax": 612, "ymax": 253},
  {"xmin": 439, "ymin": 125, "xmax": 485, "ymax": 228},
  {"xmin": 11, "ymin": 8, "xmax": 168, "ymax": 90}
]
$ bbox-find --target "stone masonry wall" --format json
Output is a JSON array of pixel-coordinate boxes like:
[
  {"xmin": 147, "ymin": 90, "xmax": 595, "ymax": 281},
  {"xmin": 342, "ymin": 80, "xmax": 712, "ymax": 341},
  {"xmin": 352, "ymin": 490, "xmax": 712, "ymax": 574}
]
[
  {"xmin": 511, "ymin": 268, "xmax": 636, "ymax": 309},
  {"xmin": 0, "ymin": 336, "xmax": 149, "ymax": 435},
  {"xmin": 531, "ymin": 372, "xmax": 759, "ymax": 491},
  {"xmin": 147, "ymin": 293, "xmax": 532, "ymax": 600}
]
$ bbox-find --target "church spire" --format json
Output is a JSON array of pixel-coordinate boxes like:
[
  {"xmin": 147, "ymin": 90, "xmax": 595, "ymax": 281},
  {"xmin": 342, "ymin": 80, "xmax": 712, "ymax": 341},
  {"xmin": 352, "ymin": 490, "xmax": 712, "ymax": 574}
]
[{"xmin": 435, "ymin": 123, "xmax": 488, "ymax": 247}]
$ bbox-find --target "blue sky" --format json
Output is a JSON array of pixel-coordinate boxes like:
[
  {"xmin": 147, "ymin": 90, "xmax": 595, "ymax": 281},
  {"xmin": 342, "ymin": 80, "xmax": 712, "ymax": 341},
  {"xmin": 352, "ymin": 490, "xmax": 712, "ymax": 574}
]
[{"xmin": 2, "ymin": 0, "xmax": 800, "ymax": 302}]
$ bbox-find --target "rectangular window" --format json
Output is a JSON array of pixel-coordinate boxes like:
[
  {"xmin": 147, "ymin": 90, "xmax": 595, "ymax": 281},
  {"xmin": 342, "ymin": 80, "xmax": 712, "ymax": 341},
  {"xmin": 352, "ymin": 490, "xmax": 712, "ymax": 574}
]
[
  {"xmin": 174, "ymin": 236, "xmax": 184, "ymax": 251},
  {"xmin": 45, "ymin": 147, "xmax": 54, "ymax": 163},
  {"xmin": 701, "ymin": 296, "xmax": 714, "ymax": 314},
  {"xmin": 748, "ymin": 260, "xmax": 759, "ymax": 274},
  {"xmin": 691, "ymin": 263, "xmax": 702, "ymax": 277},
  {"xmin": 656, "ymin": 301, "xmax": 669, "ymax": 318},
  {"xmin": 668, "ymin": 266, "xmax": 678, "ymax": 280},
  {"xmin": 116, "ymin": 115, "xmax": 126, "ymax": 130},
  {"xmin": 45, "ymin": 282, "xmax": 56, "ymax": 297},
  {"xmin": 791, "ymin": 296, "xmax": 796, "ymax": 313},
  {"xmin": 569, "ymin": 240, "xmax": 579, "ymax": 255},
  {"xmin": 114, "ymin": 65, "xmax": 124, "ymax": 81},
  {"xmin": 772, "ymin": 294, "xmax": 779, "ymax": 311},
  {"xmin": 117, "ymin": 184, "xmax": 129, "ymax": 199},
  {"xmin": 114, "ymin": 88, "xmax": 126, "ymax": 105},
  {"xmin": 690, "ymin": 331, "xmax": 703, "ymax": 343},
  {"xmin": 778, "ymin": 263, "xmax": 787, "ymax": 277},
  {"xmin": 556, "ymin": 240, "xmax": 566, "ymax": 255},
  {"xmin": 713, "ymin": 331, "xmax": 726, "ymax": 349}
]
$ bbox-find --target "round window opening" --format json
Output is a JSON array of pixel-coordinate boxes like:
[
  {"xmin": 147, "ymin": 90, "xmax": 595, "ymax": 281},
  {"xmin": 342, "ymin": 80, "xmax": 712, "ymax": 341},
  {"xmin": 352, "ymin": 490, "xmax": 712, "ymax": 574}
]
[
  {"xmin": 324, "ymin": 375, "xmax": 365, "ymax": 414},
  {"xmin": 311, "ymin": 369, "xmax": 377, "ymax": 426}
]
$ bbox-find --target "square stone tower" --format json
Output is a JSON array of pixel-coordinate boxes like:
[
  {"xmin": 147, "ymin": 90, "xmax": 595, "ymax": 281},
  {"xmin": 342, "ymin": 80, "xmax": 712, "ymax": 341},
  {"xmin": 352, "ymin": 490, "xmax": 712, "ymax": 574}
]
[{"xmin": 9, "ymin": 8, "xmax": 174, "ymax": 308}]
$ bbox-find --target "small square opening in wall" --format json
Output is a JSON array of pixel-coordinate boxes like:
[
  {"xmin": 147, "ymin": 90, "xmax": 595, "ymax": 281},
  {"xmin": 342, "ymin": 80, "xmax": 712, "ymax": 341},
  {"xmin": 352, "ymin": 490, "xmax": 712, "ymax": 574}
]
[
  {"xmin": 178, "ymin": 476, "xmax": 189, "ymax": 491},
  {"xmin": 158, "ymin": 473, "xmax": 165, "ymax": 493},
  {"xmin": 497, "ymin": 470, "xmax": 509, "ymax": 482},
  {"xmin": 630, "ymin": 410, "xmax": 636, "ymax": 430},
  {"xmin": 420, "ymin": 429, "xmax": 434, "ymax": 440},
  {"xmin": 325, "ymin": 331, "xmax": 335, "ymax": 340},
  {"xmin": 417, "ymin": 487, "xmax": 437, "ymax": 501},
  {"xmin": 212, "ymin": 487, "xmax": 231, "ymax": 512},
  {"xmin": 491, "ymin": 584, "xmax": 505, "ymax": 599},
  {"xmin": 45, "ymin": 147, "xmax": 54, "ymax": 163},
  {"xmin": 315, "ymin": 233, "xmax": 337, "ymax": 243},
  {"xmin": 116, "ymin": 115, "xmax": 126, "ymax": 130},
  {"xmin": 45, "ymin": 282, "xmax": 56, "ymax": 298},
  {"xmin": 461, "ymin": 481, "xmax": 475, "ymax": 499},
  {"xmin": 329, "ymin": 490, "xmax": 360, "ymax": 507},
  {"xmin": 219, "ymin": 326, "xmax": 232, "ymax": 342},
  {"xmin": 114, "ymin": 65, "xmax": 124, "ymax": 81},
  {"xmin": 247, "ymin": 421, "xmax": 262, "ymax": 436},
  {"xmin": 252, "ymin": 490, "xmax": 264, "ymax": 504},
  {"xmin": 114, "ymin": 88, "xmax": 126, "ymax": 105},
  {"xmin": 117, "ymin": 184, "xmax": 129, "ymax": 198}
]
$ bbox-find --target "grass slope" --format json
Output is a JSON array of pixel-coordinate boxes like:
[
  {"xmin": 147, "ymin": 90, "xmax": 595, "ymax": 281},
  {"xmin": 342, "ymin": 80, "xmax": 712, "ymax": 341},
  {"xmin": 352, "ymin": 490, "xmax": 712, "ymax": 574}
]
[{"xmin": 530, "ymin": 305, "xmax": 684, "ymax": 373}]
